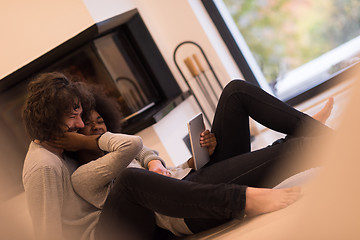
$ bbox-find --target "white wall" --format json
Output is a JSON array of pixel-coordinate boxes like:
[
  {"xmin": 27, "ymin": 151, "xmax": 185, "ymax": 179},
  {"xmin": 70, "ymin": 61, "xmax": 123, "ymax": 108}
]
[
  {"xmin": 83, "ymin": 0, "xmax": 243, "ymax": 165},
  {"xmin": 83, "ymin": 0, "xmax": 241, "ymax": 91},
  {"xmin": 0, "ymin": 0, "xmax": 96, "ymax": 200},
  {"xmin": 0, "ymin": 0, "xmax": 94, "ymax": 79},
  {"xmin": 0, "ymin": 0, "xmax": 242, "ymax": 165}
]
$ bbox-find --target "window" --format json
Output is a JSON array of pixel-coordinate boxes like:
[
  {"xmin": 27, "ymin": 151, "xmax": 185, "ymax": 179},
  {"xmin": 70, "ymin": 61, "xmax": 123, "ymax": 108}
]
[{"xmin": 203, "ymin": 0, "xmax": 360, "ymax": 102}]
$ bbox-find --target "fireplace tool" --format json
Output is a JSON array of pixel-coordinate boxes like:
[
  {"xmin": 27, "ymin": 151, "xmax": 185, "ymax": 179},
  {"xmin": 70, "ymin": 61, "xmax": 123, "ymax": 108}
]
[
  {"xmin": 173, "ymin": 41, "xmax": 223, "ymax": 126},
  {"xmin": 183, "ymin": 56, "xmax": 216, "ymax": 111}
]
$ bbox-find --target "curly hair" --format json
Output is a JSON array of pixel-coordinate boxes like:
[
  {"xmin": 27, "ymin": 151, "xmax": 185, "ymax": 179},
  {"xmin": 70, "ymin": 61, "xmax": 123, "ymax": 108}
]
[
  {"xmin": 22, "ymin": 72, "xmax": 94, "ymax": 141},
  {"xmin": 85, "ymin": 85, "xmax": 123, "ymax": 133}
]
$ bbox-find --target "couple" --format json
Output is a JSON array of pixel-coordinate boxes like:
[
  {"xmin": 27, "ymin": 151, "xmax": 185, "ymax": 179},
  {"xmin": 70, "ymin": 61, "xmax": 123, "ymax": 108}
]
[{"xmin": 22, "ymin": 72, "xmax": 333, "ymax": 240}]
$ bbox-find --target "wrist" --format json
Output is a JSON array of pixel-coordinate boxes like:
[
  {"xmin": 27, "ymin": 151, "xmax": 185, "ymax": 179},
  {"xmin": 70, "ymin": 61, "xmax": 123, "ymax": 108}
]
[
  {"xmin": 84, "ymin": 135, "xmax": 101, "ymax": 150},
  {"xmin": 147, "ymin": 159, "xmax": 161, "ymax": 169}
]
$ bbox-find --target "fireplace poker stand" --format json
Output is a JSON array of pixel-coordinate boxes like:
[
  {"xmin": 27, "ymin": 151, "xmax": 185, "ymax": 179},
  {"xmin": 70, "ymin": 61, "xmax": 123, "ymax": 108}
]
[{"xmin": 173, "ymin": 41, "xmax": 223, "ymax": 126}]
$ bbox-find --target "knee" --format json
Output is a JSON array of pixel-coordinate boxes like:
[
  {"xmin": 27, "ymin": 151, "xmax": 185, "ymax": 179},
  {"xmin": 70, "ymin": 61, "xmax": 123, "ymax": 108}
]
[
  {"xmin": 116, "ymin": 168, "xmax": 140, "ymax": 185},
  {"xmin": 108, "ymin": 168, "xmax": 143, "ymax": 200},
  {"xmin": 220, "ymin": 79, "xmax": 248, "ymax": 99},
  {"xmin": 224, "ymin": 79, "xmax": 250, "ymax": 91}
]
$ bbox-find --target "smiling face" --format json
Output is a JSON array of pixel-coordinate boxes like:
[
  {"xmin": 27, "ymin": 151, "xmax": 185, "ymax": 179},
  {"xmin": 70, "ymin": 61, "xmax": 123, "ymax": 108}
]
[
  {"xmin": 79, "ymin": 110, "xmax": 107, "ymax": 136},
  {"xmin": 60, "ymin": 99, "xmax": 85, "ymax": 134}
]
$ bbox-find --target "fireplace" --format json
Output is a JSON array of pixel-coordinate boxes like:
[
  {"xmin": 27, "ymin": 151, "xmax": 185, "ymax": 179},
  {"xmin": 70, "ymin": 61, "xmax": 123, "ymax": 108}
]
[
  {"xmin": 2, "ymin": 9, "xmax": 188, "ymax": 132},
  {"xmin": 0, "ymin": 9, "xmax": 187, "ymax": 200}
]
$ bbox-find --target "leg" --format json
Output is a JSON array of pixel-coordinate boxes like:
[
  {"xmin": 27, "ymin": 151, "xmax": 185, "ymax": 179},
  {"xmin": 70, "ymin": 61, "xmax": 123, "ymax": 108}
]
[
  {"xmin": 185, "ymin": 186, "xmax": 301, "ymax": 233},
  {"xmin": 210, "ymin": 80, "xmax": 330, "ymax": 163},
  {"xmin": 95, "ymin": 168, "xmax": 247, "ymax": 239},
  {"xmin": 95, "ymin": 181, "xmax": 156, "ymax": 240},
  {"xmin": 245, "ymin": 186, "xmax": 301, "ymax": 217},
  {"xmin": 185, "ymin": 137, "xmax": 311, "ymax": 187},
  {"xmin": 312, "ymin": 97, "xmax": 334, "ymax": 124},
  {"xmin": 183, "ymin": 138, "xmax": 307, "ymax": 233},
  {"xmin": 96, "ymin": 168, "xmax": 300, "ymax": 237}
]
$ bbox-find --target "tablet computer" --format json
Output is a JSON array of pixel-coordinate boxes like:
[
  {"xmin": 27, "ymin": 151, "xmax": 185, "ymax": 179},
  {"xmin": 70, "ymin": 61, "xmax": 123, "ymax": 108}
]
[{"xmin": 187, "ymin": 113, "xmax": 210, "ymax": 170}]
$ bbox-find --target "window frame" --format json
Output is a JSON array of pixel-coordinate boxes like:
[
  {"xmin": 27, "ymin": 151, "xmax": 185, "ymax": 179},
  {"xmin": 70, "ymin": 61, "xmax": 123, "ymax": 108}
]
[{"xmin": 201, "ymin": 0, "xmax": 356, "ymax": 105}]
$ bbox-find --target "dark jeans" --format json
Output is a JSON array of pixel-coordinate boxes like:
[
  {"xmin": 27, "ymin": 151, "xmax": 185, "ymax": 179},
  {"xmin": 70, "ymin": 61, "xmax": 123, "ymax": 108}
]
[
  {"xmin": 183, "ymin": 80, "xmax": 330, "ymax": 232},
  {"xmin": 95, "ymin": 80, "xmax": 330, "ymax": 239},
  {"xmin": 95, "ymin": 168, "xmax": 247, "ymax": 240}
]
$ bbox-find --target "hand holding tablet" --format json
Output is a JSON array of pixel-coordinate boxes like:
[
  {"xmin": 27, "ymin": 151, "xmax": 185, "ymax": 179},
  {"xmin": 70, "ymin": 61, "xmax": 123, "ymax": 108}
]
[{"xmin": 187, "ymin": 113, "xmax": 210, "ymax": 170}]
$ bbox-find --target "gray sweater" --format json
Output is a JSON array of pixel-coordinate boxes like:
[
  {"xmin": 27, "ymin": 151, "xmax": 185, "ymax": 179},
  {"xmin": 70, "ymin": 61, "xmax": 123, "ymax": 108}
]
[
  {"xmin": 22, "ymin": 142, "xmax": 100, "ymax": 240},
  {"xmin": 23, "ymin": 132, "xmax": 192, "ymax": 240},
  {"xmin": 71, "ymin": 132, "xmax": 144, "ymax": 209},
  {"xmin": 72, "ymin": 132, "xmax": 192, "ymax": 236}
]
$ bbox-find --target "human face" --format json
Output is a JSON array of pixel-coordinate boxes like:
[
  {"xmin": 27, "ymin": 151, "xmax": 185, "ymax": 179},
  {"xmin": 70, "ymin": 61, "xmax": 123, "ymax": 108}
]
[
  {"xmin": 62, "ymin": 103, "xmax": 85, "ymax": 133},
  {"xmin": 79, "ymin": 110, "xmax": 107, "ymax": 136}
]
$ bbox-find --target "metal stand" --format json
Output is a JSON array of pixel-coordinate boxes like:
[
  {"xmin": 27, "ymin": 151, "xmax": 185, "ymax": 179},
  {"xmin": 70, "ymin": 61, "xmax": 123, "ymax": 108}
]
[{"xmin": 173, "ymin": 41, "xmax": 223, "ymax": 126}]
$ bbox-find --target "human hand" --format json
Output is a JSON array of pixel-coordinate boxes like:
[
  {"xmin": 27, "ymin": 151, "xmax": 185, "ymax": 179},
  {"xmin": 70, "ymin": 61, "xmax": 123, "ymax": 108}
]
[
  {"xmin": 187, "ymin": 157, "xmax": 195, "ymax": 169},
  {"xmin": 47, "ymin": 132, "xmax": 99, "ymax": 151},
  {"xmin": 200, "ymin": 130, "xmax": 217, "ymax": 156},
  {"xmin": 148, "ymin": 160, "xmax": 171, "ymax": 177}
]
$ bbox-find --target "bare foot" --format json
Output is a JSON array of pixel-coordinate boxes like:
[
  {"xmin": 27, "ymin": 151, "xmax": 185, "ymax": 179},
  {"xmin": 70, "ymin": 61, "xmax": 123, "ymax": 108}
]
[
  {"xmin": 245, "ymin": 186, "xmax": 301, "ymax": 217},
  {"xmin": 313, "ymin": 97, "xmax": 334, "ymax": 124}
]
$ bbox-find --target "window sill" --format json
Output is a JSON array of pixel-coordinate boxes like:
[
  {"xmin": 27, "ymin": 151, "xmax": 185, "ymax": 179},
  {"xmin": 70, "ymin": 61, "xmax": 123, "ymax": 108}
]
[{"xmin": 284, "ymin": 62, "xmax": 360, "ymax": 106}]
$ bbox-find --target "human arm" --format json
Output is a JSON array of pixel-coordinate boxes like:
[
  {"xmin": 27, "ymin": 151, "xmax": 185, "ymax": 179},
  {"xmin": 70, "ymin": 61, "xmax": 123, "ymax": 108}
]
[
  {"xmin": 135, "ymin": 146, "xmax": 171, "ymax": 176},
  {"xmin": 48, "ymin": 132, "xmax": 100, "ymax": 152},
  {"xmin": 145, "ymin": 130, "xmax": 216, "ymax": 172},
  {"xmin": 71, "ymin": 132, "xmax": 143, "ymax": 208},
  {"xmin": 148, "ymin": 160, "xmax": 171, "ymax": 176}
]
